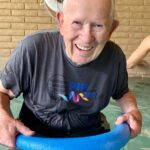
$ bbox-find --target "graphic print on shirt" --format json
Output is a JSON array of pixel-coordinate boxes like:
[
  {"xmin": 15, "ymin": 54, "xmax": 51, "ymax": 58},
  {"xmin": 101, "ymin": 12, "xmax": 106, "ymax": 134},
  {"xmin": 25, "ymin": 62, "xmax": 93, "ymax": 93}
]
[{"xmin": 47, "ymin": 75, "xmax": 97, "ymax": 104}]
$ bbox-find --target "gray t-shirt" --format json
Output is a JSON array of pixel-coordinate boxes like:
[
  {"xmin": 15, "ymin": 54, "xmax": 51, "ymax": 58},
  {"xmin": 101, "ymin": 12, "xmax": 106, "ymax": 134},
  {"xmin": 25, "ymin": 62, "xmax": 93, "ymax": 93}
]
[{"xmin": 0, "ymin": 30, "xmax": 128, "ymax": 131}]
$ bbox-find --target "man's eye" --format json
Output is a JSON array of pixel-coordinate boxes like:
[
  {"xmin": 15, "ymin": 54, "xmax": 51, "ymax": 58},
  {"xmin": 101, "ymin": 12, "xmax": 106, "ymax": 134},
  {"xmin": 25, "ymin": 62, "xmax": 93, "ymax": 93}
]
[
  {"xmin": 92, "ymin": 24, "xmax": 103, "ymax": 31},
  {"xmin": 96, "ymin": 24, "xmax": 103, "ymax": 28},
  {"xmin": 72, "ymin": 21, "xmax": 82, "ymax": 29},
  {"xmin": 73, "ymin": 21, "xmax": 81, "ymax": 25}
]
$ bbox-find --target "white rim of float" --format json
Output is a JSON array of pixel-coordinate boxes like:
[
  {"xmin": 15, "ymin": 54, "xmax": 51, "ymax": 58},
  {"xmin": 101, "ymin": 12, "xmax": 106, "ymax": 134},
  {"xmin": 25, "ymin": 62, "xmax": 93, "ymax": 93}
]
[{"xmin": 44, "ymin": 0, "xmax": 63, "ymax": 12}]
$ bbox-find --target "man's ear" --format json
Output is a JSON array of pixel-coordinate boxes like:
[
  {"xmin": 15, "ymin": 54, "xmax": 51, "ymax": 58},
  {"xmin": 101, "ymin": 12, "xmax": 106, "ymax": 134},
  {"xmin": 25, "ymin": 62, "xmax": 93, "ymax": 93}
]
[
  {"xmin": 56, "ymin": 12, "xmax": 64, "ymax": 29},
  {"xmin": 109, "ymin": 19, "xmax": 119, "ymax": 38}
]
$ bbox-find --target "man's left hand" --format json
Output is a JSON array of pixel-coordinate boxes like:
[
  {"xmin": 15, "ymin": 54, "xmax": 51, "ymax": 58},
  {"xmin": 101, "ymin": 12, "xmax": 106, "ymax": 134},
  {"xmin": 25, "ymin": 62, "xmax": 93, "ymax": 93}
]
[{"xmin": 115, "ymin": 109, "xmax": 142, "ymax": 138}]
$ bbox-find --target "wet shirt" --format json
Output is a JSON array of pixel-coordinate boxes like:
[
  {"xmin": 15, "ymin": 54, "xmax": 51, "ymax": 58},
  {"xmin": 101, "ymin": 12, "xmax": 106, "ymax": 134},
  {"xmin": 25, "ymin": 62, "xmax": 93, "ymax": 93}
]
[{"xmin": 0, "ymin": 30, "xmax": 128, "ymax": 131}]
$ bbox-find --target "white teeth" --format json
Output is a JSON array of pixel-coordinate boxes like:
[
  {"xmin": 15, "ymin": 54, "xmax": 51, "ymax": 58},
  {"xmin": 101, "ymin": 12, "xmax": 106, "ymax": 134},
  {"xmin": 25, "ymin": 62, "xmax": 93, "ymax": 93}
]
[{"xmin": 76, "ymin": 44, "xmax": 93, "ymax": 51}]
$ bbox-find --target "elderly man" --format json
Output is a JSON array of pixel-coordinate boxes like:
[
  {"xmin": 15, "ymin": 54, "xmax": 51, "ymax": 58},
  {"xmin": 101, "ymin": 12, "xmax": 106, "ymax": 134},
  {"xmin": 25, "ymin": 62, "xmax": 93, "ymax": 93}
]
[{"xmin": 0, "ymin": 0, "xmax": 142, "ymax": 148}]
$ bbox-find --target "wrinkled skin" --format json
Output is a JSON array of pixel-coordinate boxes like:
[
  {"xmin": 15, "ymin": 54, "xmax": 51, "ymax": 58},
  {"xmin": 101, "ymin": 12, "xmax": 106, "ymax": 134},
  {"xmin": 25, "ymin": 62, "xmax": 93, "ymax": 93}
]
[{"xmin": 57, "ymin": 0, "xmax": 117, "ymax": 65}]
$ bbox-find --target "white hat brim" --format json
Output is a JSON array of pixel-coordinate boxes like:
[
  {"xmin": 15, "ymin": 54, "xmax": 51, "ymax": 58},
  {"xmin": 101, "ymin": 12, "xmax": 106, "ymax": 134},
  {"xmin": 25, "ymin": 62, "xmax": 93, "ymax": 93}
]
[{"xmin": 44, "ymin": 0, "xmax": 62, "ymax": 12}]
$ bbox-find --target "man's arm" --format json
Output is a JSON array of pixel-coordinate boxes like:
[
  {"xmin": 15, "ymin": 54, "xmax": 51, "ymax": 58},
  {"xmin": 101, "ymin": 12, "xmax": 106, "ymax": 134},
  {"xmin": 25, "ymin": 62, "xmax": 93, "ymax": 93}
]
[
  {"xmin": 127, "ymin": 35, "xmax": 150, "ymax": 68},
  {"xmin": 0, "ymin": 80, "xmax": 34, "ymax": 148},
  {"xmin": 115, "ymin": 90, "xmax": 142, "ymax": 138}
]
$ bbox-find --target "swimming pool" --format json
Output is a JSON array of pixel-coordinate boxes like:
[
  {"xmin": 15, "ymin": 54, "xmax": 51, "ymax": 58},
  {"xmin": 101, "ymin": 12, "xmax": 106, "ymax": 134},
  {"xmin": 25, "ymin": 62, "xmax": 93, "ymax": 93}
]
[
  {"xmin": 0, "ymin": 77, "xmax": 150, "ymax": 150},
  {"xmin": 103, "ymin": 77, "xmax": 150, "ymax": 150},
  {"xmin": 127, "ymin": 77, "xmax": 150, "ymax": 150}
]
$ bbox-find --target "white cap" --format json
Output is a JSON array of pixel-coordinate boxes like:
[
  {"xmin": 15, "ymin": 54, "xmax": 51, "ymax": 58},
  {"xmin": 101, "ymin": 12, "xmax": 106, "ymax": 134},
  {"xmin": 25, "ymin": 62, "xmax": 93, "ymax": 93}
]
[{"xmin": 44, "ymin": 0, "xmax": 63, "ymax": 12}]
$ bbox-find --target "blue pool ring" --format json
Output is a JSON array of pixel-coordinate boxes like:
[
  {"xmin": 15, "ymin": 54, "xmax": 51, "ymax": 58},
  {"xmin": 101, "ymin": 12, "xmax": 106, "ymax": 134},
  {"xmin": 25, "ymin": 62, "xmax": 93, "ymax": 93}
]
[{"xmin": 16, "ymin": 123, "xmax": 130, "ymax": 150}]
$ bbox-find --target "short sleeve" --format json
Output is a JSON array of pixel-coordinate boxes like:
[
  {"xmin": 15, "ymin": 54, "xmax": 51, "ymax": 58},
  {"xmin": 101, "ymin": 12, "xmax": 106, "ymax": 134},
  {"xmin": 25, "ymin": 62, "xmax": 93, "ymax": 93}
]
[
  {"xmin": 0, "ymin": 38, "xmax": 34, "ymax": 97},
  {"xmin": 112, "ymin": 50, "xmax": 129, "ymax": 100}
]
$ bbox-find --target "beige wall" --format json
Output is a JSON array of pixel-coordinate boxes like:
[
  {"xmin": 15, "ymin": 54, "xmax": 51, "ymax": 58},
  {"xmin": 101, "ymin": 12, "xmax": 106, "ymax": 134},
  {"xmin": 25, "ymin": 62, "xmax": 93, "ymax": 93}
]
[{"xmin": 0, "ymin": 0, "xmax": 150, "ymax": 70}]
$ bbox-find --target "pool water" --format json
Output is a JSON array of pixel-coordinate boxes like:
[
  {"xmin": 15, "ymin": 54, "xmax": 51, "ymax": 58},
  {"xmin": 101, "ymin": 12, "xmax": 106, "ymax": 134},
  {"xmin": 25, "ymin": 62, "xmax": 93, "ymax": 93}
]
[
  {"xmin": 103, "ymin": 77, "xmax": 150, "ymax": 150},
  {"xmin": 0, "ymin": 77, "xmax": 150, "ymax": 150},
  {"xmin": 127, "ymin": 77, "xmax": 150, "ymax": 150}
]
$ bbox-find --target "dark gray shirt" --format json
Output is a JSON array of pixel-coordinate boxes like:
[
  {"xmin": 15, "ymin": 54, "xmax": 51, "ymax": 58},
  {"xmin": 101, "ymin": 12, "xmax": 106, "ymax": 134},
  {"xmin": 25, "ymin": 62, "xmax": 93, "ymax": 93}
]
[{"xmin": 0, "ymin": 30, "xmax": 128, "ymax": 131}]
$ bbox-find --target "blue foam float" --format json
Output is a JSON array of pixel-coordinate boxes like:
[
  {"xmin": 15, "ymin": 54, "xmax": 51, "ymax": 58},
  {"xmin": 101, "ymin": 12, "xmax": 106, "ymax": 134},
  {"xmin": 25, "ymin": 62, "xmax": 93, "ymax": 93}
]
[{"xmin": 16, "ymin": 123, "xmax": 130, "ymax": 150}]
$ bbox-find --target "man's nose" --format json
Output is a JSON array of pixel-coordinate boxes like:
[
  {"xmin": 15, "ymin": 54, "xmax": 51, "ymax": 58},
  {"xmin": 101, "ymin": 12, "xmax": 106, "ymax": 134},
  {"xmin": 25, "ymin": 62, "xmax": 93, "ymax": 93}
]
[{"xmin": 80, "ymin": 24, "xmax": 94, "ymax": 43}]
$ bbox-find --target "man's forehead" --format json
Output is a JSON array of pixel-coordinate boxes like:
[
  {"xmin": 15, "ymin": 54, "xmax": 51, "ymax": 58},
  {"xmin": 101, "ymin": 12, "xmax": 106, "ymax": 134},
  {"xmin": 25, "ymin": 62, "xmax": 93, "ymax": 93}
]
[
  {"xmin": 62, "ymin": 0, "xmax": 114, "ymax": 20},
  {"xmin": 63, "ymin": 0, "xmax": 112, "ymax": 14},
  {"xmin": 63, "ymin": 0, "xmax": 112, "ymax": 11},
  {"xmin": 63, "ymin": 0, "xmax": 113, "ymax": 5}
]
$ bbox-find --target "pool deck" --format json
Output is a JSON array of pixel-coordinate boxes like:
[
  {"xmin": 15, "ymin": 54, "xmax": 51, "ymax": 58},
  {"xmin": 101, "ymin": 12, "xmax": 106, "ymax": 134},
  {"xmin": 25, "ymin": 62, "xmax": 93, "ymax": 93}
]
[{"xmin": 127, "ymin": 63, "xmax": 150, "ymax": 78}]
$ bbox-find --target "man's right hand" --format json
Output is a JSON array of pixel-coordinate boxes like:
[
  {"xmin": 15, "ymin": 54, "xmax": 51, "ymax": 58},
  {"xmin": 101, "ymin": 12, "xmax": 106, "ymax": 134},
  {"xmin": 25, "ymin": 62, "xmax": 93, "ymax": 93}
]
[
  {"xmin": 0, "ymin": 109, "xmax": 34, "ymax": 148},
  {"xmin": 0, "ymin": 81, "xmax": 35, "ymax": 148}
]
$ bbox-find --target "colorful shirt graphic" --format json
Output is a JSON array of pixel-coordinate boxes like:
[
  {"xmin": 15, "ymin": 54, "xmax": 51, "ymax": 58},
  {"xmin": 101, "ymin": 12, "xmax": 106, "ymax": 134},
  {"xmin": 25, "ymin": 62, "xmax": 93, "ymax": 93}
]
[{"xmin": 57, "ymin": 82, "xmax": 96, "ymax": 103}]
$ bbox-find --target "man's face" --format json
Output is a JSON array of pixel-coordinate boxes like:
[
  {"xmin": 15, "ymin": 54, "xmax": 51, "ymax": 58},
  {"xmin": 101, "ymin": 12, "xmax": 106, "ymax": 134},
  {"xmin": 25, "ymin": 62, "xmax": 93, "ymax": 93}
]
[{"xmin": 57, "ymin": 0, "xmax": 116, "ymax": 65}]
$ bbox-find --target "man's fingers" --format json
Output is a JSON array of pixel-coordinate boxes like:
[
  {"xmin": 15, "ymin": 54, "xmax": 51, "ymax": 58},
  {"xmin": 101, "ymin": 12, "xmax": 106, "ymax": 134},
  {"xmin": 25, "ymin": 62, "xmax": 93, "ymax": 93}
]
[
  {"xmin": 129, "ymin": 115, "xmax": 138, "ymax": 128},
  {"xmin": 115, "ymin": 113, "xmax": 141, "ymax": 138},
  {"xmin": 6, "ymin": 135, "xmax": 16, "ymax": 148},
  {"xmin": 15, "ymin": 120, "xmax": 35, "ymax": 136},
  {"xmin": 0, "ymin": 138, "xmax": 15, "ymax": 148},
  {"xmin": 0, "ymin": 129, "xmax": 16, "ymax": 148},
  {"xmin": 115, "ymin": 115, "xmax": 128, "ymax": 124},
  {"xmin": 128, "ymin": 115, "xmax": 141, "ymax": 137}
]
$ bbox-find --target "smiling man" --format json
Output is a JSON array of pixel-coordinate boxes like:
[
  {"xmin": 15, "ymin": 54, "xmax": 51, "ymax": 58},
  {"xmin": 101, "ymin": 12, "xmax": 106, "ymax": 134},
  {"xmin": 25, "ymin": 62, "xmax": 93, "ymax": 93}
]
[
  {"xmin": 58, "ymin": 0, "xmax": 116, "ymax": 65},
  {"xmin": 0, "ymin": 0, "xmax": 142, "ymax": 148}
]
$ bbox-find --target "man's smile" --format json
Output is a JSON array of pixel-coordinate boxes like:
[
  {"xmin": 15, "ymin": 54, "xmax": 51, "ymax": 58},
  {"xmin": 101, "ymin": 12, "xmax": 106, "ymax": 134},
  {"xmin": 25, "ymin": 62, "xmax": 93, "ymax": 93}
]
[{"xmin": 75, "ymin": 44, "xmax": 94, "ymax": 51}]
